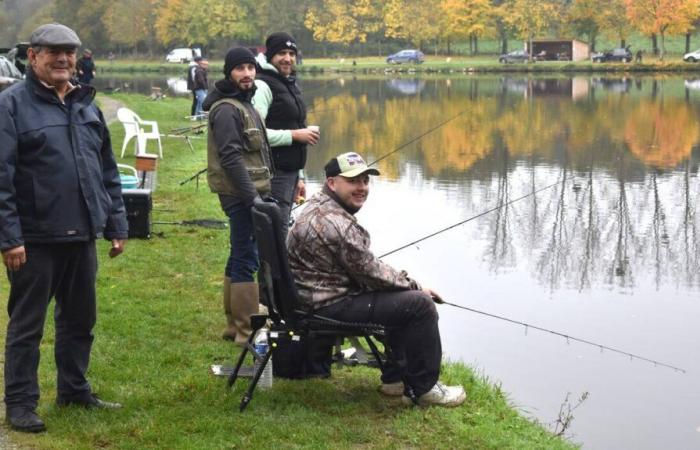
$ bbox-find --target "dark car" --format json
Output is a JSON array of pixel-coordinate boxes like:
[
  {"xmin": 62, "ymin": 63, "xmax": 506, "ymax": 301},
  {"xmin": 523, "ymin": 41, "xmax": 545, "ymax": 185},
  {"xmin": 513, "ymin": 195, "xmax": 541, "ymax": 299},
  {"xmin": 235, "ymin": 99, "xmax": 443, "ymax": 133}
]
[
  {"xmin": 0, "ymin": 56, "xmax": 23, "ymax": 92},
  {"xmin": 498, "ymin": 50, "xmax": 530, "ymax": 64},
  {"xmin": 386, "ymin": 49, "xmax": 425, "ymax": 64},
  {"xmin": 591, "ymin": 48, "xmax": 633, "ymax": 63}
]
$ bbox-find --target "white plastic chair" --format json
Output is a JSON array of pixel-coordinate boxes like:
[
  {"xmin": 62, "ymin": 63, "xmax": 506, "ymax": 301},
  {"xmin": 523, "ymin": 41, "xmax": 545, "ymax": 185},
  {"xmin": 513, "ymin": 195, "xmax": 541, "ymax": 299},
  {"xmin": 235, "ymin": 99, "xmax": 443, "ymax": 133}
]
[{"xmin": 117, "ymin": 107, "xmax": 163, "ymax": 159}]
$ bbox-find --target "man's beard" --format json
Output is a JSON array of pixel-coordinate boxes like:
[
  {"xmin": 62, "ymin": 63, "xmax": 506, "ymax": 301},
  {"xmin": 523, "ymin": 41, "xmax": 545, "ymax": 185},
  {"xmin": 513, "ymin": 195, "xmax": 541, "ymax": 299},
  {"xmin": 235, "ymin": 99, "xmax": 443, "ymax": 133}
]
[
  {"xmin": 322, "ymin": 184, "xmax": 361, "ymax": 215},
  {"xmin": 234, "ymin": 78, "xmax": 254, "ymax": 91}
]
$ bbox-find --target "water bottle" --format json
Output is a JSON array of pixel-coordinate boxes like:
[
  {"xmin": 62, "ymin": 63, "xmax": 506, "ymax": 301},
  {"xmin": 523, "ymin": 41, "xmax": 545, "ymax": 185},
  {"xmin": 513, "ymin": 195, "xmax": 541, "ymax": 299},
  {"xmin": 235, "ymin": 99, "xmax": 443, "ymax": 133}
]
[{"xmin": 253, "ymin": 328, "xmax": 273, "ymax": 389}]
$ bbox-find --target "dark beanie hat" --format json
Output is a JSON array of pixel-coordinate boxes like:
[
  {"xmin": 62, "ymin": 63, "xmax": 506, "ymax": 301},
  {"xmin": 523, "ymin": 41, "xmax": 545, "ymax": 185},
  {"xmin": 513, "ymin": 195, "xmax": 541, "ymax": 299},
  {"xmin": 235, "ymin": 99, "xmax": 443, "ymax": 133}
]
[
  {"xmin": 265, "ymin": 32, "xmax": 297, "ymax": 60},
  {"xmin": 223, "ymin": 47, "xmax": 256, "ymax": 78}
]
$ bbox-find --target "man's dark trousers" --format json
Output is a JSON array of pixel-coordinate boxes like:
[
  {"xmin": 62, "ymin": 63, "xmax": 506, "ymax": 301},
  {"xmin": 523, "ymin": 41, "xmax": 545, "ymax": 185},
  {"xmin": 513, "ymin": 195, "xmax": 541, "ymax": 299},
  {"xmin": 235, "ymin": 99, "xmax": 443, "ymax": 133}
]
[
  {"xmin": 270, "ymin": 169, "xmax": 298, "ymax": 236},
  {"xmin": 4, "ymin": 241, "xmax": 98, "ymax": 409},
  {"xmin": 316, "ymin": 289, "xmax": 441, "ymax": 397}
]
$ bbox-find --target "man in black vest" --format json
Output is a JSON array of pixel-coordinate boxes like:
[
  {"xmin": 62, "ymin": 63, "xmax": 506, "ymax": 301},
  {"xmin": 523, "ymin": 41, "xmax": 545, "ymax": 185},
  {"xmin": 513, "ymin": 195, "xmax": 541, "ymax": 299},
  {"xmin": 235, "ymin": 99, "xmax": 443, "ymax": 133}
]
[{"xmin": 253, "ymin": 32, "xmax": 319, "ymax": 235}]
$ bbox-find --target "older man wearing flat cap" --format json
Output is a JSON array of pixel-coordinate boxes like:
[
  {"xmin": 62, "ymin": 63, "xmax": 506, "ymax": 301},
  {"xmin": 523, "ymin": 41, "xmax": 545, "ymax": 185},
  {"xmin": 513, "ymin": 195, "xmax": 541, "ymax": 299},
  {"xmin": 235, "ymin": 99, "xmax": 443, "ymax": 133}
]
[{"xmin": 0, "ymin": 23, "xmax": 128, "ymax": 432}]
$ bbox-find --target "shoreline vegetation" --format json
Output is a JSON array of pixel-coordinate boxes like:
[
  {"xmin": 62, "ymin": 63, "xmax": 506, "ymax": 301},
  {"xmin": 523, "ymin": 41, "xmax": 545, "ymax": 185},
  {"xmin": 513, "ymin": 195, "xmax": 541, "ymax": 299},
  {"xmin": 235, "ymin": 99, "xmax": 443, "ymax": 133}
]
[
  {"xmin": 0, "ymin": 93, "xmax": 579, "ymax": 449},
  {"xmin": 95, "ymin": 56, "xmax": 700, "ymax": 75}
]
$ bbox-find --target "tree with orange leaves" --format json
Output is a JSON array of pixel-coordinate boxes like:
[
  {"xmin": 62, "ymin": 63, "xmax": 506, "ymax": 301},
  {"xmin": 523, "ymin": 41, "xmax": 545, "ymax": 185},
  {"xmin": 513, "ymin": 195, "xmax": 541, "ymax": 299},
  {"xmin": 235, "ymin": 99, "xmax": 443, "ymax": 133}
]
[{"xmin": 625, "ymin": 0, "xmax": 700, "ymax": 61}]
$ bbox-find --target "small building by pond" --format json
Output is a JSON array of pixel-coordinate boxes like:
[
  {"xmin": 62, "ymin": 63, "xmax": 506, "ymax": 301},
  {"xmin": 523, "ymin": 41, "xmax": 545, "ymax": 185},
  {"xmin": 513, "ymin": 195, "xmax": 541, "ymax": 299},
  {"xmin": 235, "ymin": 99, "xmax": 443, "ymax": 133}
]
[{"xmin": 526, "ymin": 39, "xmax": 590, "ymax": 62}]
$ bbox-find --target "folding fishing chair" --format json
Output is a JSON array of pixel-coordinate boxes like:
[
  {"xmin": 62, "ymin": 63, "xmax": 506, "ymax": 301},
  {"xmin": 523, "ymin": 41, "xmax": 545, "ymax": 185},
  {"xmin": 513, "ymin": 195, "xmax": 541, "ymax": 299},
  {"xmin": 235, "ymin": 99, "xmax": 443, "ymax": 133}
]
[{"xmin": 227, "ymin": 199, "xmax": 417, "ymax": 411}]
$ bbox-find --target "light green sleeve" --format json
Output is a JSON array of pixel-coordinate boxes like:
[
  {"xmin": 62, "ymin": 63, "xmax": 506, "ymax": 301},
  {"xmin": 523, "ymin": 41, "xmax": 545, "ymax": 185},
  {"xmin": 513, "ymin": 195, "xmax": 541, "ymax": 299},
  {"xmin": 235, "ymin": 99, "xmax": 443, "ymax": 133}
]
[{"xmin": 253, "ymin": 79, "xmax": 293, "ymax": 147}]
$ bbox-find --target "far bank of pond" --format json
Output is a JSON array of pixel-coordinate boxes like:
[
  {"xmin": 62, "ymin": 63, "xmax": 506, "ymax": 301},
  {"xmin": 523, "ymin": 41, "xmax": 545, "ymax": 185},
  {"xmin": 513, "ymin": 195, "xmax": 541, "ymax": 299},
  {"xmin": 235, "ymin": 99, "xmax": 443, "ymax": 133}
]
[{"xmin": 95, "ymin": 56, "xmax": 700, "ymax": 75}]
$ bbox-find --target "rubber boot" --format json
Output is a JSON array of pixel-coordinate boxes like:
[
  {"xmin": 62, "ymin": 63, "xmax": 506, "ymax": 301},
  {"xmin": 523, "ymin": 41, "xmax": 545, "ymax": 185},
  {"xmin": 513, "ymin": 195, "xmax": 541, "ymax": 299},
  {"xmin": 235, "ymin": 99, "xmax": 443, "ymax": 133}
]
[
  {"xmin": 230, "ymin": 282, "xmax": 259, "ymax": 346},
  {"xmin": 222, "ymin": 276, "xmax": 236, "ymax": 341}
]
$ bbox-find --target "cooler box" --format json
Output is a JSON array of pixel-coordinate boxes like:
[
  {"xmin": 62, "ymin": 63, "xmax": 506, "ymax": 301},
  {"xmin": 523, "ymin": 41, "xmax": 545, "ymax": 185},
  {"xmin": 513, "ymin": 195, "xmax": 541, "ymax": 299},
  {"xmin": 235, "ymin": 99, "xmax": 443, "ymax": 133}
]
[{"xmin": 122, "ymin": 188, "xmax": 152, "ymax": 239}]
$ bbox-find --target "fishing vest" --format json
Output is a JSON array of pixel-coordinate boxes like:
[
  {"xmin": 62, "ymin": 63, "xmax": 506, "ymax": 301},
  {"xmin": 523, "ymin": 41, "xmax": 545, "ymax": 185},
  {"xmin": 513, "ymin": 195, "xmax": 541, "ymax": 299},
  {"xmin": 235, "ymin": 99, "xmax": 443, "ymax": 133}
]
[
  {"xmin": 256, "ymin": 71, "xmax": 307, "ymax": 171},
  {"xmin": 207, "ymin": 98, "xmax": 273, "ymax": 197}
]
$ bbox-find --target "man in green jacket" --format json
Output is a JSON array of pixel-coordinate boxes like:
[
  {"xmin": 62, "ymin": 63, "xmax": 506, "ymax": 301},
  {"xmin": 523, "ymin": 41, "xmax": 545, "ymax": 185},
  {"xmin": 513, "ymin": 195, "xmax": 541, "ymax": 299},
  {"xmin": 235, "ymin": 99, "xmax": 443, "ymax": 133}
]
[{"xmin": 203, "ymin": 47, "xmax": 274, "ymax": 344}]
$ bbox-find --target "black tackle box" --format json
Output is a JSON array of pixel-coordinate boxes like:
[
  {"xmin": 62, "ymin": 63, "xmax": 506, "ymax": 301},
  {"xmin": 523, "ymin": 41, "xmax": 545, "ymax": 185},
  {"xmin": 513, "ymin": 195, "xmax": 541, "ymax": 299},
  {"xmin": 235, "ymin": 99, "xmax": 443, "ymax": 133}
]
[{"xmin": 122, "ymin": 188, "xmax": 152, "ymax": 239}]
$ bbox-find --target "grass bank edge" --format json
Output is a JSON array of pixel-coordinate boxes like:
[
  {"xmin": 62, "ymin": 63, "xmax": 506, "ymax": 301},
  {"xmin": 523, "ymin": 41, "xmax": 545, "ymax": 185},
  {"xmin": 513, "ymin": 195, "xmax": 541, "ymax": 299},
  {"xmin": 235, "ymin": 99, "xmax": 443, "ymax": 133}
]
[{"xmin": 1, "ymin": 93, "xmax": 579, "ymax": 450}]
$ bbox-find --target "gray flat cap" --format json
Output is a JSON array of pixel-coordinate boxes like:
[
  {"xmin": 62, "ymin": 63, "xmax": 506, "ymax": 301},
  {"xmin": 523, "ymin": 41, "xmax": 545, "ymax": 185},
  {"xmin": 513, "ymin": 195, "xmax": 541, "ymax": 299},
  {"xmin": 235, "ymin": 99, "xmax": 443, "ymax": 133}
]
[{"xmin": 30, "ymin": 23, "xmax": 82, "ymax": 47}]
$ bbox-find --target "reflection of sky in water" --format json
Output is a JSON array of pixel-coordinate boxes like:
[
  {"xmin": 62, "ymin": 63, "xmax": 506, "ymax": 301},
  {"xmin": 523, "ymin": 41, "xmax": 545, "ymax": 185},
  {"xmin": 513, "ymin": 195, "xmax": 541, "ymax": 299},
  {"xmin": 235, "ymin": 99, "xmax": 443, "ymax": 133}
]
[{"xmin": 296, "ymin": 75, "xmax": 700, "ymax": 450}]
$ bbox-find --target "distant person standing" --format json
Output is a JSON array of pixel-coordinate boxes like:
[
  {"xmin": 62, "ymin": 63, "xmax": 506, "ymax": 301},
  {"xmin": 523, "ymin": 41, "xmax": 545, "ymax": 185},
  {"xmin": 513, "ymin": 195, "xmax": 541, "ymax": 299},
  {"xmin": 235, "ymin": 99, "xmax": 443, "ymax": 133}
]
[
  {"xmin": 186, "ymin": 56, "xmax": 201, "ymax": 116},
  {"xmin": 635, "ymin": 50, "xmax": 643, "ymax": 63},
  {"xmin": 193, "ymin": 57, "xmax": 209, "ymax": 119},
  {"xmin": 253, "ymin": 32, "xmax": 319, "ymax": 236},
  {"xmin": 76, "ymin": 49, "xmax": 95, "ymax": 84}
]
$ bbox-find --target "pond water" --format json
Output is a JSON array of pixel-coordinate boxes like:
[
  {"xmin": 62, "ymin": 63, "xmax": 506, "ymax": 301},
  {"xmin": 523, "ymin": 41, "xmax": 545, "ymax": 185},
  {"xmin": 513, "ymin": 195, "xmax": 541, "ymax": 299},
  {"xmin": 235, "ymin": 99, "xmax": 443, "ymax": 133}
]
[{"xmin": 100, "ymin": 73, "xmax": 700, "ymax": 449}]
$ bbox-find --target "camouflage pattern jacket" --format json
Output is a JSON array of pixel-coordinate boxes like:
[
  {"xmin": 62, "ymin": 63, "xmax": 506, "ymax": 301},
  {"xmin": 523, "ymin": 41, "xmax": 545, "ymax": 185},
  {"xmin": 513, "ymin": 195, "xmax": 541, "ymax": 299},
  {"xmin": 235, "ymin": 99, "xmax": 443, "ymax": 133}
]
[{"xmin": 287, "ymin": 189, "xmax": 420, "ymax": 309}]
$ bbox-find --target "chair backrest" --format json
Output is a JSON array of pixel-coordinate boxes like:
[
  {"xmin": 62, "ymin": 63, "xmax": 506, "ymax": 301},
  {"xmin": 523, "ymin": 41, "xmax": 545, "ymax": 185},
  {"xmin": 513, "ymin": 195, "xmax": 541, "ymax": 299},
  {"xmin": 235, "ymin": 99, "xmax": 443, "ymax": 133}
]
[
  {"xmin": 117, "ymin": 107, "xmax": 139, "ymax": 123},
  {"xmin": 117, "ymin": 107, "xmax": 140, "ymax": 134},
  {"xmin": 251, "ymin": 199, "xmax": 303, "ymax": 327}
]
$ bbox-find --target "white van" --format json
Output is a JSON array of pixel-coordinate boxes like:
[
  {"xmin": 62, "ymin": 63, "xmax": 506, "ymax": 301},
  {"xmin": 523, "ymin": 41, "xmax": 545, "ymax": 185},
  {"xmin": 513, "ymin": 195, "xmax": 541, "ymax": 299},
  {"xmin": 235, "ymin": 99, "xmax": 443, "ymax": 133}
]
[{"xmin": 166, "ymin": 48, "xmax": 198, "ymax": 63}]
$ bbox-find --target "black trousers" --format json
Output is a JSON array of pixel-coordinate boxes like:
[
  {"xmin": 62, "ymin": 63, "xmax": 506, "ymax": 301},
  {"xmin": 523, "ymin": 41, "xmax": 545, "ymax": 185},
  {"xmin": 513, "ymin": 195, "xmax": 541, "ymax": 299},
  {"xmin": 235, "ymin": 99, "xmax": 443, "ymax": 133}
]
[
  {"xmin": 4, "ymin": 241, "xmax": 98, "ymax": 409},
  {"xmin": 191, "ymin": 91, "xmax": 197, "ymax": 116},
  {"xmin": 317, "ymin": 290, "xmax": 441, "ymax": 397}
]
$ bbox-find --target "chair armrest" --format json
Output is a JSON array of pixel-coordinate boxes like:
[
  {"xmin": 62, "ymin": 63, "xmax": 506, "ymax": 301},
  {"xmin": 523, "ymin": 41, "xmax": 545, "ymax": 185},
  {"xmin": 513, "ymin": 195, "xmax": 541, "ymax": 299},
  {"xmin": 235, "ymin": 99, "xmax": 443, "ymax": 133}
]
[{"xmin": 140, "ymin": 120, "xmax": 159, "ymax": 132}]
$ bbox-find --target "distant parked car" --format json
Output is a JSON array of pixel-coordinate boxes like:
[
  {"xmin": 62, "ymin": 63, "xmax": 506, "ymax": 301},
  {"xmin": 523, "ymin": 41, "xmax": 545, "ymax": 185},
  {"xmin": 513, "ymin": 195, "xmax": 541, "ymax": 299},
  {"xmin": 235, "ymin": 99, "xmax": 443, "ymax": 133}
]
[
  {"xmin": 165, "ymin": 47, "xmax": 201, "ymax": 63},
  {"xmin": 0, "ymin": 56, "xmax": 23, "ymax": 92},
  {"xmin": 591, "ymin": 48, "xmax": 632, "ymax": 63},
  {"xmin": 386, "ymin": 49, "xmax": 424, "ymax": 64},
  {"xmin": 498, "ymin": 50, "xmax": 530, "ymax": 63},
  {"xmin": 683, "ymin": 49, "xmax": 700, "ymax": 62}
]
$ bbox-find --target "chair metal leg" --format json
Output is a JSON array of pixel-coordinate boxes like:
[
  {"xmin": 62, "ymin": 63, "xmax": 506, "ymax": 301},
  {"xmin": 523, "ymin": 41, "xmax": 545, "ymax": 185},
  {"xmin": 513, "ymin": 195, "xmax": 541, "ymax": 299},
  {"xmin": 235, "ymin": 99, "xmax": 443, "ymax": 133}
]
[
  {"xmin": 404, "ymin": 382, "xmax": 419, "ymax": 406},
  {"xmin": 239, "ymin": 347, "xmax": 272, "ymax": 412},
  {"xmin": 228, "ymin": 334, "xmax": 255, "ymax": 388},
  {"xmin": 364, "ymin": 336, "xmax": 385, "ymax": 372}
]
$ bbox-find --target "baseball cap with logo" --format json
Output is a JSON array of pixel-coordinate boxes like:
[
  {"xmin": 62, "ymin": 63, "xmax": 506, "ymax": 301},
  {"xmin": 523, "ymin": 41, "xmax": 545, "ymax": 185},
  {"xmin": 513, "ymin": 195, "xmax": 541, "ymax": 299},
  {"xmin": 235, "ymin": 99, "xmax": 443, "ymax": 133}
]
[{"xmin": 324, "ymin": 152, "xmax": 381, "ymax": 178}]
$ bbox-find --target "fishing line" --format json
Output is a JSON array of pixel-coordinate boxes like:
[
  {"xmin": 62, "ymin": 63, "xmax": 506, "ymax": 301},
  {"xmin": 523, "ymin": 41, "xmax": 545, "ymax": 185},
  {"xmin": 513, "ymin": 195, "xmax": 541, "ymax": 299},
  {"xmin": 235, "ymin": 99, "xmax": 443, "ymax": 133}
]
[
  {"xmin": 378, "ymin": 179, "xmax": 562, "ymax": 258},
  {"xmin": 440, "ymin": 300, "xmax": 686, "ymax": 373}
]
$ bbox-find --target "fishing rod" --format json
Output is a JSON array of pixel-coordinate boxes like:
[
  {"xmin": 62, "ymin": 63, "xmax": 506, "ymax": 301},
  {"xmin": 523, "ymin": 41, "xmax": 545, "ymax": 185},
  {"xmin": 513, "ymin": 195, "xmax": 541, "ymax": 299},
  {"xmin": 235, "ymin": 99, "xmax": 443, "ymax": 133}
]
[
  {"xmin": 439, "ymin": 300, "xmax": 686, "ymax": 373},
  {"xmin": 378, "ymin": 179, "xmax": 562, "ymax": 258},
  {"xmin": 368, "ymin": 106, "xmax": 471, "ymax": 167},
  {"xmin": 291, "ymin": 106, "xmax": 474, "ymax": 212}
]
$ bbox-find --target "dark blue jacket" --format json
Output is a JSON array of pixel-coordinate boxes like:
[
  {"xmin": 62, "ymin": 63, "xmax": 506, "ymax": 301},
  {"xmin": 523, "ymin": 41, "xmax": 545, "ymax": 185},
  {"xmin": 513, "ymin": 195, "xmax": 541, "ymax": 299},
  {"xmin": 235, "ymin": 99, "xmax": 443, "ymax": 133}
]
[{"xmin": 0, "ymin": 69, "xmax": 128, "ymax": 250}]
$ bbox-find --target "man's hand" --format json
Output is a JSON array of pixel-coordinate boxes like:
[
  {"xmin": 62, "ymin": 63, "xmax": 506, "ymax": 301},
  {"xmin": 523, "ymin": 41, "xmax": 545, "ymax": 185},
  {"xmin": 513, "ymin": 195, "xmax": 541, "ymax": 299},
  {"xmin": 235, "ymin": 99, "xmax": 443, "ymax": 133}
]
[
  {"xmin": 109, "ymin": 239, "xmax": 126, "ymax": 258},
  {"xmin": 295, "ymin": 179, "xmax": 306, "ymax": 204},
  {"xmin": 291, "ymin": 127, "xmax": 320, "ymax": 145},
  {"xmin": 423, "ymin": 288, "xmax": 444, "ymax": 304},
  {"xmin": 2, "ymin": 246, "xmax": 26, "ymax": 272}
]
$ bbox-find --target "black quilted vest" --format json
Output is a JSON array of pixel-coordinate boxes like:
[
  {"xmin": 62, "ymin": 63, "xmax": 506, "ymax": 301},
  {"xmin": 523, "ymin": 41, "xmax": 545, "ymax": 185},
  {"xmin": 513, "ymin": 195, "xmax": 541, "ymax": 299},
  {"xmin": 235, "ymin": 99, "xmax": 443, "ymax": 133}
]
[{"xmin": 256, "ymin": 70, "xmax": 307, "ymax": 171}]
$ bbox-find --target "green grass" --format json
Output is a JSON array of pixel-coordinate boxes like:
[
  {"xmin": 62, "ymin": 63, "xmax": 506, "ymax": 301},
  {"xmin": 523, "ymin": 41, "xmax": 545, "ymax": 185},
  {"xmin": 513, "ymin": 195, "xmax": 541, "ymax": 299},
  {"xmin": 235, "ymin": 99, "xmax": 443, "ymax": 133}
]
[{"xmin": 0, "ymin": 94, "xmax": 577, "ymax": 450}]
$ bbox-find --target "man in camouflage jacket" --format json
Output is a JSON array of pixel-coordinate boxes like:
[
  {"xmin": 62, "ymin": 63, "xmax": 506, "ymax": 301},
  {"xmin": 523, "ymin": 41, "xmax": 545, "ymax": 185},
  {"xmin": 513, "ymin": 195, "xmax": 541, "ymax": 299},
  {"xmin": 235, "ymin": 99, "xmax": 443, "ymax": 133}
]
[{"xmin": 287, "ymin": 152, "xmax": 466, "ymax": 407}]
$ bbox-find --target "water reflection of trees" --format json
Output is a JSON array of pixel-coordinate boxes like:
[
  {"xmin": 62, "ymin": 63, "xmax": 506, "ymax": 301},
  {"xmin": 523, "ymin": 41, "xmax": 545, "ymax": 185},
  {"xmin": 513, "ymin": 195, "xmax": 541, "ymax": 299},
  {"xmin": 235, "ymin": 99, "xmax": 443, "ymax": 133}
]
[{"xmin": 303, "ymin": 77, "xmax": 700, "ymax": 291}]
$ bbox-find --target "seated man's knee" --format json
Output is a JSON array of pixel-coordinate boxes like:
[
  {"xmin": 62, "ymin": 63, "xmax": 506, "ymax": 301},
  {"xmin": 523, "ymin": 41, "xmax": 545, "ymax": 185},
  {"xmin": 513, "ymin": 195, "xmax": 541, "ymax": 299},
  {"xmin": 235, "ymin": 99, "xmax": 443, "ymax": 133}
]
[{"xmin": 410, "ymin": 290, "xmax": 439, "ymax": 321}]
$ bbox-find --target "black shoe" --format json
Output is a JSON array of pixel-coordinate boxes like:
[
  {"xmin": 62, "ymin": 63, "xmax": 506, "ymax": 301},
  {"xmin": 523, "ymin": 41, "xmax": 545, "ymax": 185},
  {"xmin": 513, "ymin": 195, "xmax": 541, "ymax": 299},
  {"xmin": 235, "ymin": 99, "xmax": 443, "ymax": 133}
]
[
  {"xmin": 56, "ymin": 392, "xmax": 122, "ymax": 409},
  {"xmin": 6, "ymin": 406, "xmax": 46, "ymax": 433}
]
